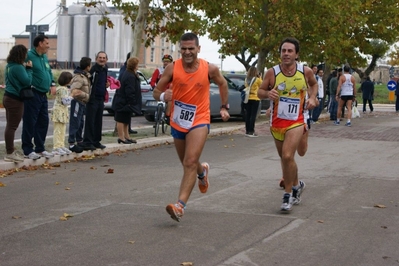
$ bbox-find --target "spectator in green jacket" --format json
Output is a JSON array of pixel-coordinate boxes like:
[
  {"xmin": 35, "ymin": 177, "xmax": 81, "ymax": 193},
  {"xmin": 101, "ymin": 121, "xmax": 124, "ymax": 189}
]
[
  {"xmin": 3, "ymin": 44, "xmax": 32, "ymax": 163},
  {"xmin": 21, "ymin": 35, "xmax": 56, "ymax": 160}
]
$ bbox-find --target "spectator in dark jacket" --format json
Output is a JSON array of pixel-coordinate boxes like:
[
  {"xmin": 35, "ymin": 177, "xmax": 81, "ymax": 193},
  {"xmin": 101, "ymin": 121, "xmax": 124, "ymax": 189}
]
[
  {"xmin": 81, "ymin": 51, "xmax": 109, "ymax": 151},
  {"xmin": 112, "ymin": 57, "xmax": 142, "ymax": 144},
  {"xmin": 396, "ymin": 81, "xmax": 399, "ymax": 112},
  {"xmin": 360, "ymin": 76, "xmax": 374, "ymax": 113},
  {"xmin": 118, "ymin": 52, "xmax": 137, "ymax": 134}
]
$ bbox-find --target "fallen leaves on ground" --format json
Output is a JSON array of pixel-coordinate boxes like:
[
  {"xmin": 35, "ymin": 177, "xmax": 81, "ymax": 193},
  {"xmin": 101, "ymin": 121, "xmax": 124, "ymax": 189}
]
[
  {"xmin": 76, "ymin": 154, "xmax": 96, "ymax": 161},
  {"xmin": 0, "ymin": 182, "xmax": 6, "ymax": 187},
  {"xmin": 181, "ymin": 262, "xmax": 193, "ymax": 266},
  {"xmin": 106, "ymin": 168, "xmax": 114, "ymax": 174},
  {"xmin": 374, "ymin": 204, "xmax": 386, "ymax": 208},
  {"xmin": 59, "ymin": 213, "xmax": 73, "ymax": 221},
  {"xmin": 128, "ymin": 240, "xmax": 135, "ymax": 244},
  {"xmin": 12, "ymin": 216, "xmax": 21, "ymax": 219}
]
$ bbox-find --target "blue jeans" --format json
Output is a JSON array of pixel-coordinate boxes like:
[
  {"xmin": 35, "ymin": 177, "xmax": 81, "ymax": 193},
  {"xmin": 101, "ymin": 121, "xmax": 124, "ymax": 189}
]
[
  {"xmin": 21, "ymin": 90, "xmax": 49, "ymax": 155},
  {"xmin": 329, "ymin": 97, "xmax": 338, "ymax": 120},
  {"xmin": 311, "ymin": 98, "xmax": 323, "ymax": 122},
  {"xmin": 68, "ymin": 99, "xmax": 85, "ymax": 144}
]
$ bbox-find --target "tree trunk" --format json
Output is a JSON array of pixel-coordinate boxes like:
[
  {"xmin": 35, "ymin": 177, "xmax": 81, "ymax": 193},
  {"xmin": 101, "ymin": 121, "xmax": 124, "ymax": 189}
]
[{"xmin": 130, "ymin": 0, "xmax": 150, "ymax": 58}]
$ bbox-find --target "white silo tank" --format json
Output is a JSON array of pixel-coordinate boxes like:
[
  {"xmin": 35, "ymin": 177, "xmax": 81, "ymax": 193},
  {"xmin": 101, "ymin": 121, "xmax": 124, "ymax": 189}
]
[
  {"xmin": 57, "ymin": 15, "xmax": 73, "ymax": 67},
  {"xmin": 105, "ymin": 14, "xmax": 123, "ymax": 65},
  {"xmin": 68, "ymin": 3, "xmax": 86, "ymax": 15},
  {"xmin": 89, "ymin": 15, "xmax": 105, "ymax": 59},
  {"xmin": 72, "ymin": 15, "xmax": 89, "ymax": 64}
]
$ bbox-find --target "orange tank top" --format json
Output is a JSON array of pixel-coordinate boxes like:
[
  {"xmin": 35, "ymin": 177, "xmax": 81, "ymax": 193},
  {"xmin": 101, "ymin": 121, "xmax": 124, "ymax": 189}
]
[{"xmin": 170, "ymin": 59, "xmax": 210, "ymax": 132}]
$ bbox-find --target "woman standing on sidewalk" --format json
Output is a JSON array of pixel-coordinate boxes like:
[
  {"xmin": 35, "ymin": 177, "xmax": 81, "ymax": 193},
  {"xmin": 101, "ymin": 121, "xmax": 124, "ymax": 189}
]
[
  {"xmin": 112, "ymin": 57, "xmax": 142, "ymax": 144},
  {"xmin": 244, "ymin": 66, "xmax": 262, "ymax": 137},
  {"xmin": 3, "ymin": 44, "xmax": 32, "ymax": 163}
]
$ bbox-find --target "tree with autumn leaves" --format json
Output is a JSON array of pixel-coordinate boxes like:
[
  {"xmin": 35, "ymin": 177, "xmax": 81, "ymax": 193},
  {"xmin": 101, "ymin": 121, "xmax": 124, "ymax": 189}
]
[{"xmin": 87, "ymin": 0, "xmax": 399, "ymax": 76}]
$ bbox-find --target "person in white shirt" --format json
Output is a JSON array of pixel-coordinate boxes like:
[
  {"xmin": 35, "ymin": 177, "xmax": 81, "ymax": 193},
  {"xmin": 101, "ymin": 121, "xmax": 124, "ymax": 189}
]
[
  {"xmin": 311, "ymin": 68, "xmax": 324, "ymax": 123},
  {"xmin": 334, "ymin": 65, "xmax": 356, "ymax": 127}
]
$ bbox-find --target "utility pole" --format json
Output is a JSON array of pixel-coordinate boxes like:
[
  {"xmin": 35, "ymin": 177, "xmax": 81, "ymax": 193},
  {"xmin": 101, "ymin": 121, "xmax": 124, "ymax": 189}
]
[
  {"xmin": 29, "ymin": 0, "xmax": 33, "ymax": 49},
  {"xmin": 26, "ymin": 0, "xmax": 49, "ymax": 48}
]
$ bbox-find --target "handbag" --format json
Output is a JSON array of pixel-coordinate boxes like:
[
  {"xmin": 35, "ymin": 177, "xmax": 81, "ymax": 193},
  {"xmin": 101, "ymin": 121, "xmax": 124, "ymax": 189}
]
[
  {"xmin": 19, "ymin": 86, "xmax": 34, "ymax": 100},
  {"xmin": 6, "ymin": 65, "xmax": 34, "ymax": 100},
  {"xmin": 352, "ymin": 101, "xmax": 360, "ymax": 118},
  {"xmin": 241, "ymin": 77, "xmax": 255, "ymax": 104}
]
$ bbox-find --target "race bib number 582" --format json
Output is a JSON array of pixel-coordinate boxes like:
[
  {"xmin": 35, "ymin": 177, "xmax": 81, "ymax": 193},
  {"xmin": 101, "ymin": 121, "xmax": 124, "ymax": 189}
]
[{"xmin": 173, "ymin": 100, "xmax": 197, "ymax": 129}]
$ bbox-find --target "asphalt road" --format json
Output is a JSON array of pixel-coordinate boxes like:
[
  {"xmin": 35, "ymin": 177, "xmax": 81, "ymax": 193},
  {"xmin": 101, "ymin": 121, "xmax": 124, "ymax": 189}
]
[{"xmin": 0, "ymin": 111, "xmax": 398, "ymax": 265}]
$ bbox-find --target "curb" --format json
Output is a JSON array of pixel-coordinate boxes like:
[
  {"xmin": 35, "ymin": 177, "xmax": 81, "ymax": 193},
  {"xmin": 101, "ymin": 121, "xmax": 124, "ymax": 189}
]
[{"xmin": 0, "ymin": 124, "xmax": 245, "ymax": 172}]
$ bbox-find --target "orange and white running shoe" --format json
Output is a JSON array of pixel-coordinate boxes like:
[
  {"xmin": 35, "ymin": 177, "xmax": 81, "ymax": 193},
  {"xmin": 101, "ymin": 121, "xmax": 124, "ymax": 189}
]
[
  {"xmin": 166, "ymin": 202, "xmax": 184, "ymax": 222},
  {"xmin": 198, "ymin": 162, "xmax": 210, "ymax": 193}
]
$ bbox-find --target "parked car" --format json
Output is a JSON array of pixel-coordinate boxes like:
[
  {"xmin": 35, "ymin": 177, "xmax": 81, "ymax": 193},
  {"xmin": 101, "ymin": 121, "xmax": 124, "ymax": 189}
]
[
  {"xmin": 141, "ymin": 76, "xmax": 244, "ymax": 122},
  {"xmin": 225, "ymin": 73, "xmax": 270, "ymax": 111},
  {"xmin": 104, "ymin": 68, "xmax": 152, "ymax": 115}
]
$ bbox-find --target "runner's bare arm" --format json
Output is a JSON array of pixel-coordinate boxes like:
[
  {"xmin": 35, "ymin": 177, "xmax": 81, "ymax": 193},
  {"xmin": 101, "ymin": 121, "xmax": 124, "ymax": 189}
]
[
  {"xmin": 209, "ymin": 63, "xmax": 228, "ymax": 105},
  {"xmin": 258, "ymin": 69, "xmax": 276, "ymax": 100},
  {"xmin": 153, "ymin": 63, "xmax": 173, "ymax": 102},
  {"xmin": 336, "ymin": 75, "xmax": 344, "ymax": 96}
]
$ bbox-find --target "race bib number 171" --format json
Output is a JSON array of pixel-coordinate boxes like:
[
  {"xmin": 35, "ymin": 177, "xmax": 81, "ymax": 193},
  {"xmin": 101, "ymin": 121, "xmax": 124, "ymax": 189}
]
[{"xmin": 277, "ymin": 97, "xmax": 300, "ymax": 120}]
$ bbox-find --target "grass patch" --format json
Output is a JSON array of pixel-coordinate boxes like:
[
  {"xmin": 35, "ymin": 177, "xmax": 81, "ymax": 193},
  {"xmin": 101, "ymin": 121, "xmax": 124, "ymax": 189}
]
[{"xmin": 357, "ymin": 84, "xmax": 395, "ymax": 104}]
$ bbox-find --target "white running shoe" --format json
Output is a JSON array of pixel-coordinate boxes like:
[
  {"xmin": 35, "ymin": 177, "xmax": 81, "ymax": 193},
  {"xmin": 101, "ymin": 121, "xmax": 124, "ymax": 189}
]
[
  {"xmin": 39, "ymin": 151, "xmax": 55, "ymax": 158},
  {"xmin": 61, "ymin": 147, "xmax": 72, "ymax": 155},
  {"xmin": 293, "ymin": 181, "xmax": 306, "ymax": 205},
  {"xmin": 25, "ymin": 152, "xmax": 41, "ymax": 160},
  {"xmin": 4, "ymin": 151, "xmax": 24, "ymax": 162},
  {"xmin": 52, "ymin": 148, "xmax": 67, "ymax": 156},
  {"xmin": 281, "ymin": 193, "xmax": 293, "ymax": 212}
]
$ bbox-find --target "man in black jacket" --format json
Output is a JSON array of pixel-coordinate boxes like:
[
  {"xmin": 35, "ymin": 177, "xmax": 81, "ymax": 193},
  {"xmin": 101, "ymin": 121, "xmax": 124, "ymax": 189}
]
[
  {"xmin": 360, "ymin": 76, "xmax": 374, "ymax": 113},
  {"xmin": 81, "ymin": 51, "xmax": 109, "ymax": 150}
]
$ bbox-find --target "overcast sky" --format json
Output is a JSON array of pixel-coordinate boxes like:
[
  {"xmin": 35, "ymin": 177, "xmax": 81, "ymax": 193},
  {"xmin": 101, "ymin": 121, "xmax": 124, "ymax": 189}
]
[{"xmin": 0, "ymin": 0, "xmax": 246, "ymax": 72}]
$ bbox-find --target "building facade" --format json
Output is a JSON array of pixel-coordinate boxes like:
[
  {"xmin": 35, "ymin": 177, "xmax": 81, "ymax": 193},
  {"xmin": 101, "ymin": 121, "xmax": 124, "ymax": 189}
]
[{"xmin": 11, "ymin": 2, "xmax": 179, "ymax": 71}]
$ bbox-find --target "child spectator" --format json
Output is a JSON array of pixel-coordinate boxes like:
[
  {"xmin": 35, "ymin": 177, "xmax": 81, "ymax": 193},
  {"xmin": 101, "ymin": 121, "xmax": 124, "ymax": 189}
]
[{"xmin": 52, "ymin": 71, "xmax": 73, "ymax": 155}]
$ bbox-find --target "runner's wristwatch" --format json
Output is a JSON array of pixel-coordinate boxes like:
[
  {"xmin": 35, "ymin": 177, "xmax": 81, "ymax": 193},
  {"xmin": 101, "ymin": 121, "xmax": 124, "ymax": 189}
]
[{"xmin": 220, "ymin": 104, "xmax": 230, "ymax": 110}]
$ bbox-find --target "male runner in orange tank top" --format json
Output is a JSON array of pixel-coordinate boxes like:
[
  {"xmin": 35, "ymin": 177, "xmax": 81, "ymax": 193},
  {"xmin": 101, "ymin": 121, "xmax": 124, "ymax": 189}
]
[{"xmin": 153, "ymin": 32, "xmax": 230, "ymax": 222}]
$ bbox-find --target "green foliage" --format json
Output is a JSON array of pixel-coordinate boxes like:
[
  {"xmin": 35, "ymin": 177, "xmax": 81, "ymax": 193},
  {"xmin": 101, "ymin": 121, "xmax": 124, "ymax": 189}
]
[
  {"xmin": 0, "ymin": 62, "xmax": 5, "ymax": 85},
  {"xmin": 52, "ymin": 70, "xmax": 62, "ymax": 86},
  {"xmin": 92, "ymin": 0, "xmax": 399, "ymax": 74}
]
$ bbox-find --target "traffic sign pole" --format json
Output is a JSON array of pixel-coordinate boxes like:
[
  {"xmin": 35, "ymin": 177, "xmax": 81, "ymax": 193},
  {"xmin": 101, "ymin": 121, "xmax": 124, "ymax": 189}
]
[{"xmin": 387, "ymin": 78, "xmax": 398, "ymax": 103}]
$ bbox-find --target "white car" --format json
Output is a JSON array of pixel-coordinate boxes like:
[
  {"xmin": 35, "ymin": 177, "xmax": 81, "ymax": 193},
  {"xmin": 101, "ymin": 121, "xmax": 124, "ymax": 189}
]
[{"xmin": 104, "ymin": 68, "xmax": 152, "ymax": 114}]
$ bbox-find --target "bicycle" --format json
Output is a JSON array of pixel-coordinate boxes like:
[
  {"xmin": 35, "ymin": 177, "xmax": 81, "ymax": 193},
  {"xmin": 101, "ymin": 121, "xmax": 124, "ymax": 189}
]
[{"xmin": 154, "ymin": 101, "xmax": 168, "ymax": 136}]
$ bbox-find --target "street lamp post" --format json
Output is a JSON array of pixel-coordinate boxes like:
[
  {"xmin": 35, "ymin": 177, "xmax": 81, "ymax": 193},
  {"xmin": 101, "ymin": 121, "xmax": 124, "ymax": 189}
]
[{"xmin": 29, "ymin": 0, "xmax": 34, "ymax": 49}]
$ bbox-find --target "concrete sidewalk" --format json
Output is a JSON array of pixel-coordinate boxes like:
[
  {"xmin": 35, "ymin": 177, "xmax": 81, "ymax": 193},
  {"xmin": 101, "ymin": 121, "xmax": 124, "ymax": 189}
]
[
  {"xmin": 1, "ymin": 104, "xmax": 396, "ymax": 172},
  {"xmin": 0, "ymin": 111, "xmax": 398, "ymax": 265}
]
